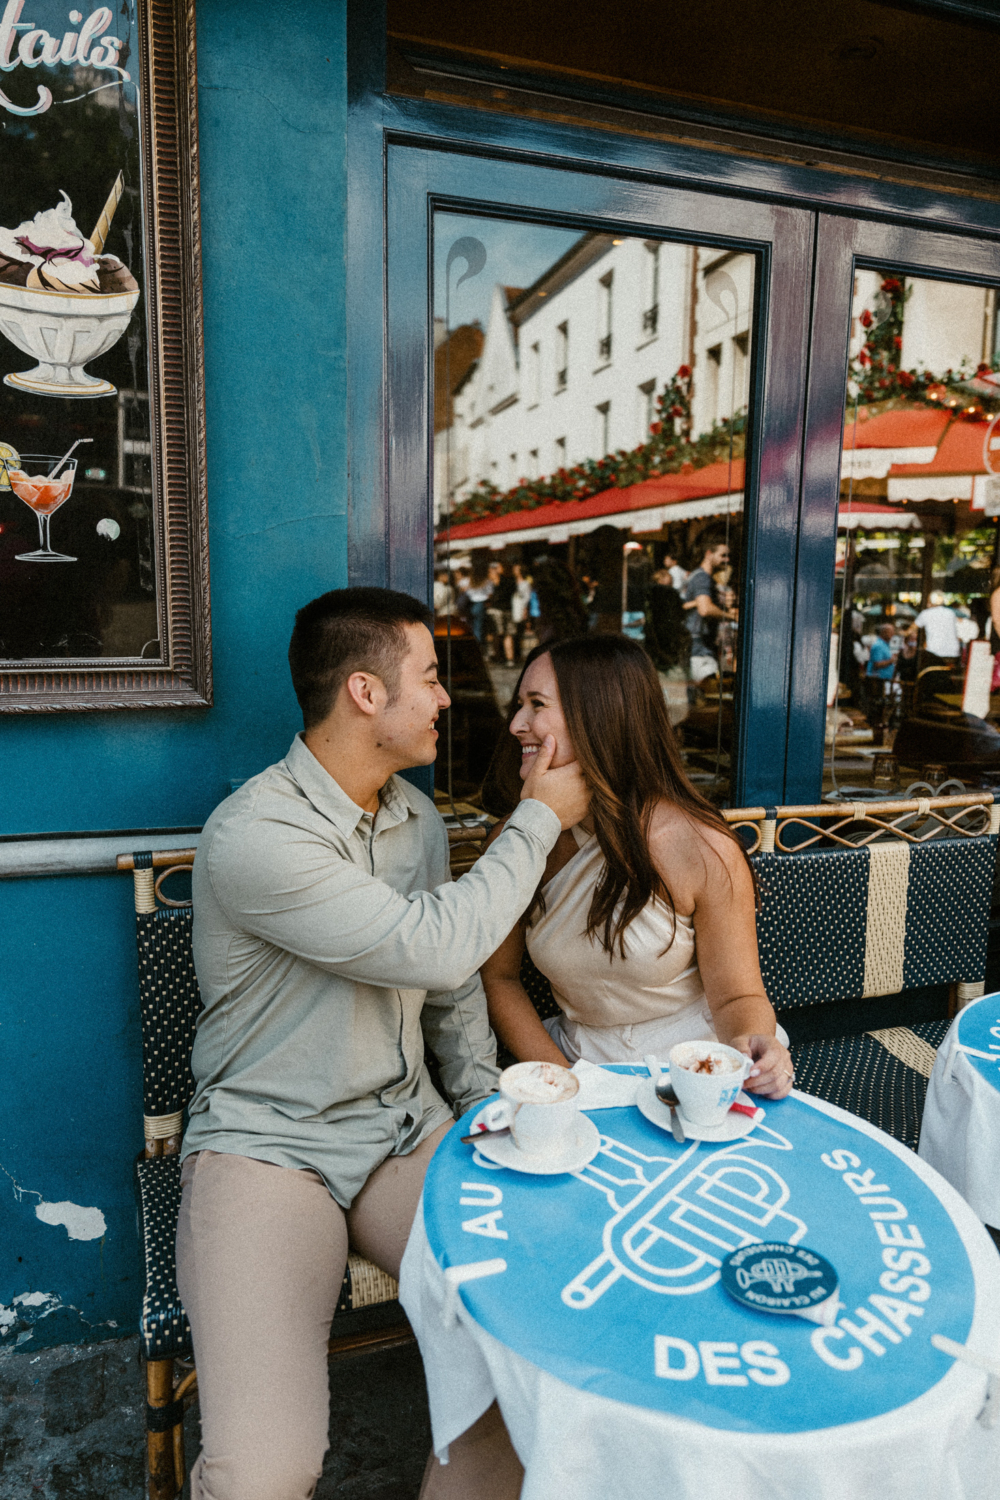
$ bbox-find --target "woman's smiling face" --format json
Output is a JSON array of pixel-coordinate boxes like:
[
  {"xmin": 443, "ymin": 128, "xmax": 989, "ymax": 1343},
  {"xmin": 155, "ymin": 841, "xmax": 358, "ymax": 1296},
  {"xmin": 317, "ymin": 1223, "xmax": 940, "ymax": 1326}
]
[{"xmin": 509, "ymin": 653, "xmax": 575, "ymax": 779}]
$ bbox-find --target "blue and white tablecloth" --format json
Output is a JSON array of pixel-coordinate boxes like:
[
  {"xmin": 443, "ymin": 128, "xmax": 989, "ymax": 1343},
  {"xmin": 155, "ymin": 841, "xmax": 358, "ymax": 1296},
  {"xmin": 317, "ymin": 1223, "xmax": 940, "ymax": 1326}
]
[
  {"xmin": 400, "ymin": 1078, "xmax": 1000, "ymax": 1500},
  {"xmin": 920, "ymin": 993, "xmax": 1000, "ymax": 1229}
]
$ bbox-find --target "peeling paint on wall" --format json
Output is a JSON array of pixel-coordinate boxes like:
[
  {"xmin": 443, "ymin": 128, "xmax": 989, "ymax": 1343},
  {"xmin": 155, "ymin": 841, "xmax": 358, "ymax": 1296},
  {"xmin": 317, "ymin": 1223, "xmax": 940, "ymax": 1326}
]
[
  {"xmin": 0, "ymin": 1289, "xmax": 119, "ymax": 1347},
  {"xmin": 35, "ymin": 1200, "xmax": 107, "ymax": 1241}
]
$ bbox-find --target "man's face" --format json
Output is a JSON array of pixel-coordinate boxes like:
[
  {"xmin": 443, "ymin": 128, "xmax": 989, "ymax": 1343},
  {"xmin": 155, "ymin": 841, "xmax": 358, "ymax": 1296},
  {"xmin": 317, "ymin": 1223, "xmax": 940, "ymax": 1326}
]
[
  {"xmin": 374, "ymin": 623, "xmax": 451, "ymax": 768},
  {"xmin": 708, "ymin": 545, "xmax": 730, "ymax": 570}
]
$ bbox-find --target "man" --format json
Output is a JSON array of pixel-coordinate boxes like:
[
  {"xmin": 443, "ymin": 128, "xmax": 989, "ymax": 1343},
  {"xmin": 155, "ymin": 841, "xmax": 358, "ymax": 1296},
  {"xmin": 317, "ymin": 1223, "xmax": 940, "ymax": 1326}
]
[
  {"xmin": 915, "ymin": 592, "xmax": 961, "ymax": 668},
  {"xmin": 662, "ymin": 549, "xmax": 688, "ymax": 593},
  {"xmin": 177, "ymin": 587, "xmax": 588, "ymax": 1500},
  {"xmin": 683, "ymin": 539, "xmax": 737, "ymax": 683},
  {"xmin": 485, "ymin": 558, "xmax": 516, "ymax": 662},
  {"xmin": 644, "ymin": 563, "xmax": 687, "ymax": 673},
  {"xmin": 864, "ymin": 622, "xmax": 898, "ymax": 739}
]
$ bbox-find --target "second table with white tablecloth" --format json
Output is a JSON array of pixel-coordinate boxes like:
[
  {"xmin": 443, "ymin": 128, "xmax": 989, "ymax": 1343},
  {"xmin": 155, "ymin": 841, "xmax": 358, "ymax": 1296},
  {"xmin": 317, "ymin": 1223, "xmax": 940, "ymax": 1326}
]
[
  {"xmin": 919, "ymin": 992, "xmax": 1000, "ymax": 1230},
  {"xmin": 400, "ymin": 1074, "xmax": 1000, "ymax": 1500}
]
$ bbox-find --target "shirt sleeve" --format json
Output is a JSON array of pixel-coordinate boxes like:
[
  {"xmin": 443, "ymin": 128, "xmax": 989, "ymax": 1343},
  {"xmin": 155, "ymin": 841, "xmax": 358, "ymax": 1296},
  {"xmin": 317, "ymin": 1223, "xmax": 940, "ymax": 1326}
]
[
  {"xmin": 418, "ymin": 808, "xmax": 500, "ymax": 1112},
  {"xmin": 421, "ymin": 969, "xmax": 500, "ymax": 1115},
  {"xmin": 206, "ymin": 798, "xmax": 561, "ymax": 995}
]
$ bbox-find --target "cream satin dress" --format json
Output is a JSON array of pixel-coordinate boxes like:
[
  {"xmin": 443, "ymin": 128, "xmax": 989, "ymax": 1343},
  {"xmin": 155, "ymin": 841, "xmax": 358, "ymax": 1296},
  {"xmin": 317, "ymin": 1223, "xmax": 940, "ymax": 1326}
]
[{"xmin": 525, "ymin": 825, "xmax": 786, "ymax": 1065}]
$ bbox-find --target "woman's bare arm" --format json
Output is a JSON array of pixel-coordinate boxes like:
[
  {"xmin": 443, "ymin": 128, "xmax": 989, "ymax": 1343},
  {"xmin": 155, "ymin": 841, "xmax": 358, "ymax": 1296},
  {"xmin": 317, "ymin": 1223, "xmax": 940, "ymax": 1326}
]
[
  {"xmin": 650, "ymin": 811, "xmax": 793, "ymax": 1098},
  {"xmin": 478, "ymin": 817, "xmax": 571, "ymax": 1067},
  {"xmin": 481, "ymin": 920, "xmax": 570, "ymax": 1066}
]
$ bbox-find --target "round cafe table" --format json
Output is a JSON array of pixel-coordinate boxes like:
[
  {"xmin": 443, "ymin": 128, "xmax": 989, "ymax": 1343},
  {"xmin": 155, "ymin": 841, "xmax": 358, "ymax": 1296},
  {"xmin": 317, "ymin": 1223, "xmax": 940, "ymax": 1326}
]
[
  {"xmin": 919, "ymin": 993, "xmax": 1000, "ymax": 1231},
  {"xmin": 399, "ymin": 1074, "xmax": 1000, "ymax": 1500}
]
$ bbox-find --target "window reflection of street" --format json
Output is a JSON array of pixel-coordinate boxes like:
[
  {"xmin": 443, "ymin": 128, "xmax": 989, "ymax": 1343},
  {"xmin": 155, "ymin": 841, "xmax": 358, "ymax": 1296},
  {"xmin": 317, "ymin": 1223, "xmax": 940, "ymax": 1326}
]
[
  {"xmin": 827, "ymin": 272, "xmax": 1000, "ymax": 803},
  {"xmin": 433, "ymin": 215, "xmax": 756, "ymax": 813}
]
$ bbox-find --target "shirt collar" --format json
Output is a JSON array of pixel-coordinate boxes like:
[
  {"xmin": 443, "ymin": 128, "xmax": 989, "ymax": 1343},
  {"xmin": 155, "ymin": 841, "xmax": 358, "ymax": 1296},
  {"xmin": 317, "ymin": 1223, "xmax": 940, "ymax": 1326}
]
[{"xmin": 285, "ymin": 733, "xmax": 416, "ymax": 839}]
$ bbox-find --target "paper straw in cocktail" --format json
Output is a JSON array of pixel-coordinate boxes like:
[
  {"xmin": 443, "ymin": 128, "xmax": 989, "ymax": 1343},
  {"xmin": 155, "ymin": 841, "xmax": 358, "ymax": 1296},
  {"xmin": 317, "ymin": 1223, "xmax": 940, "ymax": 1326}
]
[
  {"xmin": 89, "ymin": 171, "xmax": 125, "ymax": 254},
  {"xmin": 48, "ymin": 437, "xmax": 93, "ymax": 479}
]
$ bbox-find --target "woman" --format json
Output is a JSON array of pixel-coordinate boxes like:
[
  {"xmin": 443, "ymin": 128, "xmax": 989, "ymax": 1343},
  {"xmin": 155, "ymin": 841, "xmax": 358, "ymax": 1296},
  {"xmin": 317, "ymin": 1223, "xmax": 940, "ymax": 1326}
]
[{"xmin": 480, "ymin": 636, "xmax": 793, "ymax": 1098}]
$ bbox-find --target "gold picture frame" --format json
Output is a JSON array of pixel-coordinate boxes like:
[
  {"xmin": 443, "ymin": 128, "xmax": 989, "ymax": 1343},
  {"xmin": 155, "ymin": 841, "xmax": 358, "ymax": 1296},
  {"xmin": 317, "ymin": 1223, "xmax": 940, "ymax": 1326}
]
[{"xmin": 0, "ymin": 0, "xmax": 209, "ymax": 711}]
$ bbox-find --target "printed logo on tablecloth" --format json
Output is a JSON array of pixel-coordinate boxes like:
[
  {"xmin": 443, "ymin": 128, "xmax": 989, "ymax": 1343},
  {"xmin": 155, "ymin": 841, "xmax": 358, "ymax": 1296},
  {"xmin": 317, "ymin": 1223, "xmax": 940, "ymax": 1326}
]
[
  {"xmin": 423, "ymin": 1091, "xmax": 976, "ymax": 1434},
  {"xmin": 956, "ymin": 996, "xmax": 1000, "ymax": 1087},
  {"xmin": 721, "ymin": 1242, "xmax": 839, "ymax": 1317}
]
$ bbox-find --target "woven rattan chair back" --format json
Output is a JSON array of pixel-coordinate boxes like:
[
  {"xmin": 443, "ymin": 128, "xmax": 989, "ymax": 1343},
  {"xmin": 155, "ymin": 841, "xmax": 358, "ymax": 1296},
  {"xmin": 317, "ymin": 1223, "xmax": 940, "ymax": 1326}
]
[
  {"xmin": 725, "ymin": 793, "xmax": 1000, "ymax": 1013},
  {"xmin": 130, "ymin": 852, "xmax": 201, "ymax": 1145}
]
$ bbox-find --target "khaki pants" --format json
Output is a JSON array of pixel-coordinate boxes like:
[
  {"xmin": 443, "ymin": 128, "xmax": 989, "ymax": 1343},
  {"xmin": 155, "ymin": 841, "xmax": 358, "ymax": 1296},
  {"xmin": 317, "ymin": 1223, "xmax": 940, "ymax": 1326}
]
[{"xmin": 176, "ymin": 1130, "xmax": 523, "ymax": 1500}]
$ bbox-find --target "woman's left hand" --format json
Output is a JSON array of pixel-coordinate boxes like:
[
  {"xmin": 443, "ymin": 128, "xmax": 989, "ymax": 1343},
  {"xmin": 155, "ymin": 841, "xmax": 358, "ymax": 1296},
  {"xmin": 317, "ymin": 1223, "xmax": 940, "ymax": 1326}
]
[{"xmin": 732, "ymin": 1034, "xmax": 795, "ymax": 1099}]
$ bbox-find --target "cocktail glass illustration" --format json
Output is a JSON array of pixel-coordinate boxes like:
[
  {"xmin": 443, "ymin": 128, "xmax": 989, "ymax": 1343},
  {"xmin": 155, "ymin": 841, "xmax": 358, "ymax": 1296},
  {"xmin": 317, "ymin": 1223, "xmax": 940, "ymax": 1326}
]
[{"xmin": 2, "ymin": 453, "xmax": 79, "ymax": 562}]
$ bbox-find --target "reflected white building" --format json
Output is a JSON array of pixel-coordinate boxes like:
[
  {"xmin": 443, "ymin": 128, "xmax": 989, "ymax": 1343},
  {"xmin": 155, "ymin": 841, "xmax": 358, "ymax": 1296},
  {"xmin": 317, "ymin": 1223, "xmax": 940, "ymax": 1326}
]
[
  {"xmin": 434, "ymin": 233, "xmax": 754, "ymax": 523},
  {"xmin": 849, "ymin": 269, "xmax": 996, "ymax": 373}
]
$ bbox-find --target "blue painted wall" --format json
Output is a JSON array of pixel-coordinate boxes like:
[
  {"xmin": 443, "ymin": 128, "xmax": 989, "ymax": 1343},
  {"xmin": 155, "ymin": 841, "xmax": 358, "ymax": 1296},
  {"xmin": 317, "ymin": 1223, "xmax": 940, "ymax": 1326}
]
[{"xmin": 1, "ymin": 0, "xmax": 350, "ymax": 1348}]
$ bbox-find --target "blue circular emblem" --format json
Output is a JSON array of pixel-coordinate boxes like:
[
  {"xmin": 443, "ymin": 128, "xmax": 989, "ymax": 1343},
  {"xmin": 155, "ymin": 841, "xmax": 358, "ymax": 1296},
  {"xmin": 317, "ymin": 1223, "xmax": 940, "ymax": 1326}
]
[{"xmin": 721, "ymin": 1242, "xmax": 838, "ymax": 1316}]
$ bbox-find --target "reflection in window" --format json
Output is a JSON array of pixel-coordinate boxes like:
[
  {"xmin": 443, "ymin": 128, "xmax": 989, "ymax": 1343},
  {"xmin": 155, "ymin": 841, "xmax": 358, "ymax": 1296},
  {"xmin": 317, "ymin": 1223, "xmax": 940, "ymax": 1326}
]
[
  {"xmin": 595, "ymin": 401, "xmax": 610, "ymax": 458},
  {"xmin": 642, "ymin": 242, "xmax": 660, "ymax": 337},
  {"xmin": 639, "ymin": 378, "xmax": 656, "ymax": 442},
  {"xmin": 433, "ymin": 214, "xmax": 757, "ymax": 811},
  {"xmin": 827, "ymin": 270, "xmax": 1000, "ymax": 802},
  {"xmin": 597, "ymin": 272, "xmax": 613, "ymax": 363},
  {"xmin": 556, "ymin": 322, "xmax": 569, "ymax": 390}
]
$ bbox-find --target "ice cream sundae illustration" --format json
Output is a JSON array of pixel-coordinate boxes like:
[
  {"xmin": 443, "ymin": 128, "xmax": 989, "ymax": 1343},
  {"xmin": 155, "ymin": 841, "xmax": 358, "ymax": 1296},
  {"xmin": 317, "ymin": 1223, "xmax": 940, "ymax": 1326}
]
[{"xmin": 0, "ymin": 175, "xmax": 139, "ymax": 398}]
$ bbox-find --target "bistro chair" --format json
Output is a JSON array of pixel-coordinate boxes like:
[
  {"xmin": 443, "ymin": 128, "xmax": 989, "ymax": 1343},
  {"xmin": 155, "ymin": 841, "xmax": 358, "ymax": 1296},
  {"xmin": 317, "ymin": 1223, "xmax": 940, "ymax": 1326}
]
[
  {"xmin": 118, "ymin": 848, "xmax": 409, "ymax": 1500},
  {"xmin": 726, "ymin": 793, "xmax": 998, "ymax": 1147},
  {"xmin": 518, "ymin": 792, "xmax": 998, "ymax": 1151}
]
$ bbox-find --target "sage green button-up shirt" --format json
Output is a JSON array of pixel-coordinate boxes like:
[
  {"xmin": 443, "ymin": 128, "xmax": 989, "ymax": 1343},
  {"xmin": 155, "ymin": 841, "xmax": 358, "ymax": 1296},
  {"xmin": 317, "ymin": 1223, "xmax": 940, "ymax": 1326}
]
[{"xmin": 183, "ymin": 733, "xmax": 559, "ymax": 1206}]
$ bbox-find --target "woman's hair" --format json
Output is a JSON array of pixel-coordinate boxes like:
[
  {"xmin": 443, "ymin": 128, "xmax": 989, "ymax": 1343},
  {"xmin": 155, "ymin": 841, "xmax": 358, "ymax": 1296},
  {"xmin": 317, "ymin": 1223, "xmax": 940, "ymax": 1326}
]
[{"xmin": 481, "ymin": 634, "xmax": 756, "ymax": 958}]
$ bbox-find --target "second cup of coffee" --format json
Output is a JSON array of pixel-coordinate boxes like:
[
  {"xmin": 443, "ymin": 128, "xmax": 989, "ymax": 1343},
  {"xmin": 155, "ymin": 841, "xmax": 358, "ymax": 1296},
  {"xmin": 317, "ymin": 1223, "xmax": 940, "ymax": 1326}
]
[
  {"xmin": 482, "ymin": 1061, "xmax": 580, "ymax": 1156},
  {"xmin": 667, "ymin": 1042, "xmax": 750, "ymax": 1126}
]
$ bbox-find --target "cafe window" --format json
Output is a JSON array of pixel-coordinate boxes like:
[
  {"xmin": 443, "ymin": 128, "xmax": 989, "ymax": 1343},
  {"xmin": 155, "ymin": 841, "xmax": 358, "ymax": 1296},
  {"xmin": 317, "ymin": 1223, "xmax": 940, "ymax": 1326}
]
[
  {"xmin": 825, "ymin": 269, "xmax": 1000, "ymax": 801},
  {"xmin": 556, "ymin": 322, "xmax": 570, "ymax": 391},
  {"xmin": 432, "ymin": 211, "xmax": 758, "ymax": 811},
  {"xmin": 595, "ymin": 402, "xmax": 611, "ymax": 458}
]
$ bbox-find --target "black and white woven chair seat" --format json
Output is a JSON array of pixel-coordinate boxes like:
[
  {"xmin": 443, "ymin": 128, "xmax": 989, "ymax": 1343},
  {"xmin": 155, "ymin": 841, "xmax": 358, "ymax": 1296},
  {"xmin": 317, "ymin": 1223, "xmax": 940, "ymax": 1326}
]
[{"xmin": 790, "ymin": 1018, "xmax": 951, "ymax": 1152}]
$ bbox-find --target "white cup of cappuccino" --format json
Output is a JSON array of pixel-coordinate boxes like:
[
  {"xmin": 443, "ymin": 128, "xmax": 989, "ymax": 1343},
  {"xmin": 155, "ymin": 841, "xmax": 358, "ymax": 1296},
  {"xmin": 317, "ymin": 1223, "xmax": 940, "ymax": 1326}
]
[
  {"xmin": 667, "ymin": 1041, "xmax": 750, "ymax": 1126},
  {"xmin": 481, "ymin": 1061, "xmax": 580, "ymax": 1156}
]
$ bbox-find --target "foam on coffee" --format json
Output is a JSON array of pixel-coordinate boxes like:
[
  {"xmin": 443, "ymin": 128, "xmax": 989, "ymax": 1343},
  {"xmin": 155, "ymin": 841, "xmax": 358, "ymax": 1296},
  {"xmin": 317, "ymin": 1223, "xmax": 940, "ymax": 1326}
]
[
  {"xmin": 503, "ymin": 1061, "xmax": 579, "ymax": 1104},
  {"xmin": 672, "ymin": 1045, "xmax": 741, "ymax": 1076}
]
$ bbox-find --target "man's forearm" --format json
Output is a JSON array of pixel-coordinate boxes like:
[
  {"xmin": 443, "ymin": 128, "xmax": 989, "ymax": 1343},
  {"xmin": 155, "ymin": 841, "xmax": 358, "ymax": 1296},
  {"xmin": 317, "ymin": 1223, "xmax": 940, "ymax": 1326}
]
[{"xmin": 211, "ymin": 799, "xmax": 561, "ymax": 995}]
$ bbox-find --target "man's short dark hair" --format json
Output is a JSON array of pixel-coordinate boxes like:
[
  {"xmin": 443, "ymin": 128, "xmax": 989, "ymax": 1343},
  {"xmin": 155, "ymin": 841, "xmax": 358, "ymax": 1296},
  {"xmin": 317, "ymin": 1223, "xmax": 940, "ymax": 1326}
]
[{"xmin": 289, "ymin": 587, "xmax": 433, "ymax": 729}]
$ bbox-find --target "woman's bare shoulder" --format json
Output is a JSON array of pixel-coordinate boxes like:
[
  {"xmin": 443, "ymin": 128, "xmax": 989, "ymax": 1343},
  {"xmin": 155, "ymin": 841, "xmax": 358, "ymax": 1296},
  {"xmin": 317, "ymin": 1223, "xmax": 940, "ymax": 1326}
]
[{"xmin": 647, "ymin": 799, "xmax": 747, "ymax": 889}]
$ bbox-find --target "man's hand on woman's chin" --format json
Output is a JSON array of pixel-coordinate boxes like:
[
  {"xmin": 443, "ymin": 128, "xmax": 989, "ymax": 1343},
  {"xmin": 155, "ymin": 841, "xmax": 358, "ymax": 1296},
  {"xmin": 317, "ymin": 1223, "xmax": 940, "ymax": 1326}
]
[
  {"xmin": 732, "ymin": 1033, "xmax": 795, "ymax": 1099},
  {"xmin": 520, "ymin": 734, "xmax": 591, "ymax": 830}
]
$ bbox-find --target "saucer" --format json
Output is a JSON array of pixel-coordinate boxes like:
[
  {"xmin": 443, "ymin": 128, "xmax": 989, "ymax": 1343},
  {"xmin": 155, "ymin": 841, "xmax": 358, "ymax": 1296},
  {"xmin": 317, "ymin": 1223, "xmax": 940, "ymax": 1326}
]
[
  {"xmin": 466, "ymin": 1108, "xmax": 602, "ymax": 1174},
  {"xmin": 636, "ymin": 1078, "xmax": 762, "ymax": 1142}
]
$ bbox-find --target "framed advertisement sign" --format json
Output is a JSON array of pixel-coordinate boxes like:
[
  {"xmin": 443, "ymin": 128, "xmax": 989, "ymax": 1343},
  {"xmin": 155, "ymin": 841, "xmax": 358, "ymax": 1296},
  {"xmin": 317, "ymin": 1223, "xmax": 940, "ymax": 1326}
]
[{"xmin": 0, "ymin": 0, "xmax": 208, "ymax": 710}]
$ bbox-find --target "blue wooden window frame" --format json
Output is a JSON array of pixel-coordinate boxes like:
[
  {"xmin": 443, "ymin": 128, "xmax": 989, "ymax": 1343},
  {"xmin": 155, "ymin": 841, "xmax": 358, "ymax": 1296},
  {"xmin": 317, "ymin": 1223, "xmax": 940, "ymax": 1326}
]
[{"xmin": 345, "ymin": 3, "xmax": 1000, "ymax": 807}]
